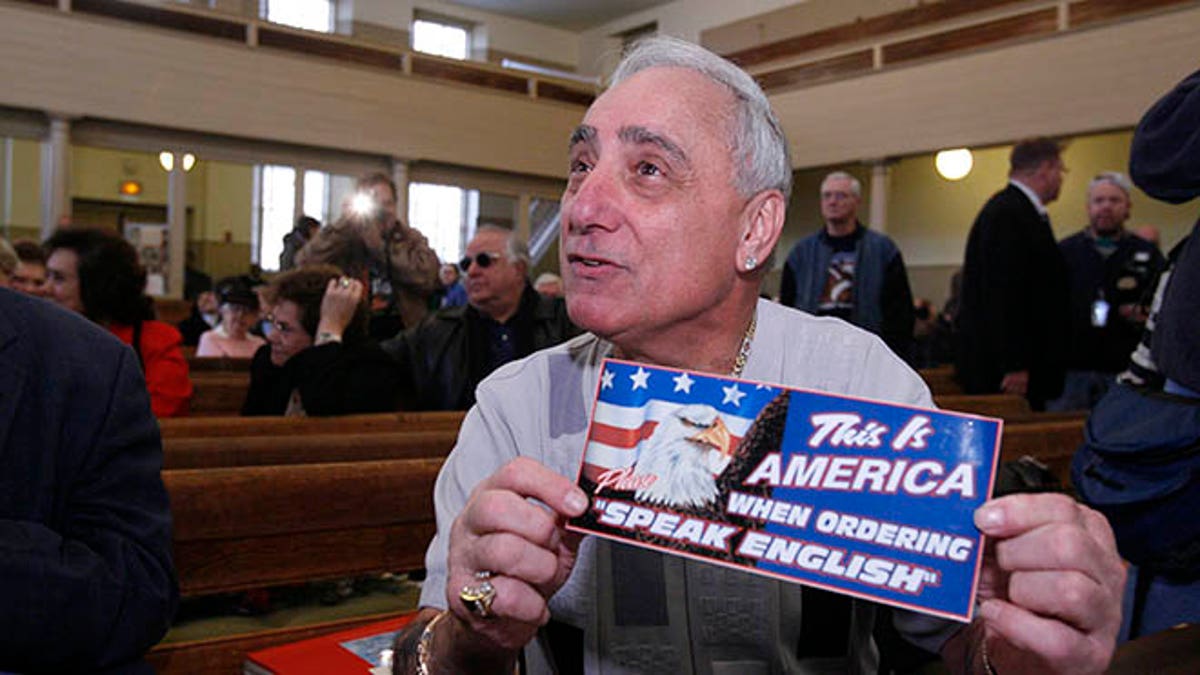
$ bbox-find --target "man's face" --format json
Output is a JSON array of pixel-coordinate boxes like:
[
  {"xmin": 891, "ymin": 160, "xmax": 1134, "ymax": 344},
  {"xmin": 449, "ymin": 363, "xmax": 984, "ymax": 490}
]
[
  {"xmin": 10, "ymin": 261, "xmax": 47, "ymax": 296},
  {"xmin": 1087, "ymin": 182, "xmax": 1131, "ymax": 236},
  {"xmin": 264, "ymin": 300, "xmax": 313, "ymax": 367},
  {"xmin": 819, "ymin": 177, "xmax": 860, "ymax": 227},
  {"xmin": 365, "ymin": 182, "xmax": 398, "ymax": 223},
  {"xmin": 559, "ymin": 67, "xmax": 746, "ymax": 343},
  {"xmin": 197, "ymin": 290, "xmax": 219, "ymax": 314},
  {"xmin": 463, "ymin": 230, "xmax": 526, "ymax": 316},
  {"xmin": 439, "ymin": 263, "xmax": 459, "ymax": 287},
  {"xmin": 45, "ymin": 249, "xmax": 83, "ymax": 314},
  {"xmin": 1038, "ymin": 158, "xmax": 1065, "ymax": 204}
]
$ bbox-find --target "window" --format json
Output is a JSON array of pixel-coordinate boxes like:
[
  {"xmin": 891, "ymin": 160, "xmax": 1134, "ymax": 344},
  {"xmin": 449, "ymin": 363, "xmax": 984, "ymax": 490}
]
[
  {"xmin": 412, "ymin": 18, "xmax": 469, "ymax": 60},
  {"xmin": 260, "ymin": 0, "xmax": 334, "ymax": 33},
  {"xmin": 254, "ymin": 165, "xmax": 296, "ymax": 272},
  {"xmin": 254, "ymin": 166, "xmax": 355, "ymax": 271},
  {"xmin": 408, "ymin": 182, "xmax": 476, "ymax": 263}
]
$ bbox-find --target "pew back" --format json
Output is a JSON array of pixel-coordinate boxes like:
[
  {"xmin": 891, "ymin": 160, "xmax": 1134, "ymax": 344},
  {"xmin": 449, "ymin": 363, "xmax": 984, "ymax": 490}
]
[{"xmin": 166, "ymin": 457, "xmax": 442, "ymax": 597}]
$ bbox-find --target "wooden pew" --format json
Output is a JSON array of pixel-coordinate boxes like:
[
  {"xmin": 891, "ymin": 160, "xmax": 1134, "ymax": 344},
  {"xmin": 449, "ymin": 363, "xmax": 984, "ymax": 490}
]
[
  {"xmin": 188, "ymin": 371, "xmax": 250, "ymax": 416},
  {"xmin": 159, "ymin": 411, "xmax": 467, "ymax": 439},
  {"xmin": 998, "ymin": 418, "xmax": 1086, "ymax": 489},
  {"xmin": 934, "ymin": 393, "xmax": 1032, "ymax": 420},
  {"xmin": 919, "ymin": 365, "xmax": 963, "ymax": 396},
  {"xmin": 148, "ymin": 457, "xmax": 442, "ymax": 674},
  {"xmin": 163, "ymin": 430, "xmax": 458, "ymax": 469},
  {"xmin": 186, "ymin": 356, "xmax": 252, "ymax": 372}
]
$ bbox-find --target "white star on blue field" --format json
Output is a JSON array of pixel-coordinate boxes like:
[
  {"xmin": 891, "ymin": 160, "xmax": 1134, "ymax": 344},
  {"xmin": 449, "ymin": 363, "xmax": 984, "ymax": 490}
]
[{"xmin": 599, "ymin": 360, "xmax": 777, "ymax": 414}]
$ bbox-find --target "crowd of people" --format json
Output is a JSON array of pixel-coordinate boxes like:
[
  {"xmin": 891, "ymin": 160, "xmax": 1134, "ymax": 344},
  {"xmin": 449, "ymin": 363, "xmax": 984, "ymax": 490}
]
[{"xmin": 1, "ymin": 34, "xmax": 1196, "ymax": 675}]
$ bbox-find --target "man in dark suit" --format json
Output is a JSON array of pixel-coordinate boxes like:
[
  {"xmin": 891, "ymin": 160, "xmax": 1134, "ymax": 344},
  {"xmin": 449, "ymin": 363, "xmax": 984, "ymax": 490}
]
[
  {"xmin": 0, "ymin": 288, "xmax": 178, "ymax": 673},
  {"xmin": 955, "ymin": 137, "xmax": 1070, "ymax": 410}
]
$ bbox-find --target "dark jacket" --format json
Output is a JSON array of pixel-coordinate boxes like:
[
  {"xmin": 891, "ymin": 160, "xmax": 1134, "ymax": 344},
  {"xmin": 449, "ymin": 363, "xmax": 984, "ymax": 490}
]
[
  {"xmin": 383, "ymin": 285, "xmax": 579, "ymax": 411},
  {"xmin": 1059, "ymin": 230, "xmax": 1166, "ymax": 373},
  {"xmin": 955, "ymin": 184, "xmax": 1070, "ymax": 409},
  {"xmin": 0, "ymin": 289, "xmax": 178, "ymax": 673},
  {"xmin": 780, "ymin": 223, "xmax": 915, "ymax": 362},
  {"xmin": 242, "ymin": 339, "xmax": 402, "ymax": 416}
]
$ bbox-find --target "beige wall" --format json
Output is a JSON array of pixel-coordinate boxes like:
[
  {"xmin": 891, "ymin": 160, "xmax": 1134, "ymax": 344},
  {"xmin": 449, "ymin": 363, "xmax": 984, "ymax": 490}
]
[{"xmin": 4, "ymin": 138, "xmax": 42, "ymax": 237}]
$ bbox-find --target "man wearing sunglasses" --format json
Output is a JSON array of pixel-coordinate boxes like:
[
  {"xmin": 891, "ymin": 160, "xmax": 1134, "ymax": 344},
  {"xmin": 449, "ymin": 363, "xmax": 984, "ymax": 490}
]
[{"xmin": 383, "ymin": 225, "xmax": 578, "ymax": 410}]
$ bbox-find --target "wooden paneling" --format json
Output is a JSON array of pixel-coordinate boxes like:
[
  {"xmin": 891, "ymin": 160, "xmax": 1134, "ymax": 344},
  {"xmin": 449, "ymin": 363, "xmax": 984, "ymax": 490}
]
[
  {"xmin": 537, "ymin": 81, "xmax": 595, "ymax": 107},
  {"xmin": 257, "ymin": 27, "xmax": 403, "ymax": 71},
  {"xmin": 1070, "ymin": 0, "xmax": 1196, "ymax": 26},
  {"xmin": 882, "ymin": 9, "xmax": 1059, "ymax": 65},
  {"xmin": 725, "ymin": 0, "xmax": 1027, "ymax": 67},
  {"xmin": 72, "ymin": 0, "xmax": 246, "ymax": 42},
  {"xmin": 756, "ymin": 50, "xmax": 875, "ymax": 93},
  {"xmin": 410, "ymin": 54, "xmax": 530, "ymax": 96}
]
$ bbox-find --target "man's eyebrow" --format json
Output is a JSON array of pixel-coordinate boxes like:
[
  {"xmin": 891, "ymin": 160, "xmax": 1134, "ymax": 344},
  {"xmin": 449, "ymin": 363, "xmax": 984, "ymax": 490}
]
[
  {"xmin": 569, "ymin": 125, "xmax": 596, "ymax": 149},
  {"xmin": 619, "ymin": 126, "xmax": 689, "ymax": 165}
]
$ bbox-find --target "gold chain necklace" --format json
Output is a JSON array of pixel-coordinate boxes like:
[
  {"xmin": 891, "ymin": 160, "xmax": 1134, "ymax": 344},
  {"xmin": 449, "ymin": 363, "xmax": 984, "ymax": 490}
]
[{"xmin": 730, "ymin": 310, "xmax": 757, "ymax": 378}]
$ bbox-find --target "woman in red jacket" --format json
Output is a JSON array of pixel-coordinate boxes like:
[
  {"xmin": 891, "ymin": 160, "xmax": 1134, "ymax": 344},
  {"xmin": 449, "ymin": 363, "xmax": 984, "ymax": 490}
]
[{"xmin": 44, "ymin": 228, "xmax": 193, "ymax": 417}]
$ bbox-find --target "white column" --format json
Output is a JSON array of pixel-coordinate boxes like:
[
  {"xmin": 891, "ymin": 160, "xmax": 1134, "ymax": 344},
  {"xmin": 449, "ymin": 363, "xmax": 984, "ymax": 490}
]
[
  {"xmin": 516, "ymin": 193, "xmax": 532, "ymax": 243},
  {"xmin": 391, "ymin": 158, "xmax": 409, "ymax": 221},
  {"xmin": 868, "ymin": 160, "xmax": 890, "ymax": 233},
  {"xmin": 40, "ymin": 114, "xmax": 72, "ymax": 239},
  {"xmin": 167, "ymin": 162, "xmax": 187, "ymax": 299}
]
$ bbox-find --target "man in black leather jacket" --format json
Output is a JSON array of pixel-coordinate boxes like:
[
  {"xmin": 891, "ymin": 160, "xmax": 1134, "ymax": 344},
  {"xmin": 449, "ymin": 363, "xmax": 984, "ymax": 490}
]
[{"xmin": 384, "ymin": 226, "xmax": 578, "ymax": 411}]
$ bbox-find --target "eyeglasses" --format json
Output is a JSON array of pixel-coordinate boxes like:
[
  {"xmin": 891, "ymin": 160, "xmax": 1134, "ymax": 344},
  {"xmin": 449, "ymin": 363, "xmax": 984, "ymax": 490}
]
[
  {"xmin": 460, "ymin": 252, "xmax": 502, "ymax": 272},
  {"xmin": 261, "ymin": 315, "xmax": 298, "ymax": 336}
]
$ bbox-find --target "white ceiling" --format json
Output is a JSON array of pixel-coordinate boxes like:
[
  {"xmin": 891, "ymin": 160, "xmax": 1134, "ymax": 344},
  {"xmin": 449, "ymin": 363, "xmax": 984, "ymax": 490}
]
[{"xmin": 442, "ymin": 0, "xmax": 675, "ymax": 31}]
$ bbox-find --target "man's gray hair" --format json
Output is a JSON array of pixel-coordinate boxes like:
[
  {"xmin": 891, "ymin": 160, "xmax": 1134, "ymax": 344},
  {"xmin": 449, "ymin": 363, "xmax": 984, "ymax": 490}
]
[
  {"xmin": 822, "ymin": 171, "xmax": 862, "ymax": 198},
  {"xmin": 0, "ymin": 238, "xmax": 16, "ymax": 277},
  {"xmin": 610, "ymin": 36, "xmax": 793, "ymax": 201},
  {"xmin": 1088, "ymin": 171, "xmax": 1133, "ymax": 199},
  {"xmin": 476, "ymin": 225, "xmax": 531, "ymax": 269}
]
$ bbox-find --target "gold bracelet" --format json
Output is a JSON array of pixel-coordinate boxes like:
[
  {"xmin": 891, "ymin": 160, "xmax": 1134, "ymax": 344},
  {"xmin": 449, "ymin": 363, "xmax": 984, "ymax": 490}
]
[{"xmin": 416, "ymin": 610, "xmax": 450, "ymax": 675}]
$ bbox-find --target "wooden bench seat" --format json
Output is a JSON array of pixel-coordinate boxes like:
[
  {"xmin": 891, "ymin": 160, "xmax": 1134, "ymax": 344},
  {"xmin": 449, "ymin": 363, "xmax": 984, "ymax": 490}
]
[
  {"xmin": 159, "ymin": 411, "xmax": 467, "ymax": 439},
  {"xmin": 163, "ymin": 430, "xmax": 458, "ymax": 469},
  {"xmin": 148, "ymin": 456, "xmax": 443, "ymax": 673}
]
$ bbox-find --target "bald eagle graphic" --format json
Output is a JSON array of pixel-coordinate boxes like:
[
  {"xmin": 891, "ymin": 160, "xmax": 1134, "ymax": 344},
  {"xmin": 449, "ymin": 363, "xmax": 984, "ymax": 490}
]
[{"xmin": 633, "ymin": 404, "xmax": 739, "ymax": 509}]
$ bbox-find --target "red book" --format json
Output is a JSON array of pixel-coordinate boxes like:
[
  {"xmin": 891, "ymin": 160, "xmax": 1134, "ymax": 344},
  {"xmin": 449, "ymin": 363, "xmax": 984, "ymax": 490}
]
[{"xmin": 244, "ymin": 613, "xmax": 417, "ymax": 674}]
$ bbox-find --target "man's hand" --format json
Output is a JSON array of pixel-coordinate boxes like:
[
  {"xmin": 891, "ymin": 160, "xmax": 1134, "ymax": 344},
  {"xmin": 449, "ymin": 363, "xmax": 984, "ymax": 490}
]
[
  {"xmin": 316, "ymin": 276, "xmax": 364, "ymax": 339},
  {"xmin": 445, "ymin": 457, "xmax": 589, "ymax": 658},
  {"xmin": 968, "ymin": 493, "xmax": 1125, "ymax": 674},
  {"xmin": 999, "ymin": 370, "xmax": 1029, "ymax": 397}
]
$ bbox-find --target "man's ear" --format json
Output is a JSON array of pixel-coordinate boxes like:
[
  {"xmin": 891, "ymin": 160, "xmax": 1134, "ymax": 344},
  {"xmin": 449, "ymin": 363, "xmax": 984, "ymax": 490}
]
[{"xmin": 737, "ymin": 189, "xmax": 786, "ymax": 272}]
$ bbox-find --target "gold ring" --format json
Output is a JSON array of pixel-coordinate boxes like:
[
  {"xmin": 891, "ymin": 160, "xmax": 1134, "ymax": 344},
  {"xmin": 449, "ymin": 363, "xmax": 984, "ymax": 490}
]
[
  {"xmin": 458, "ymin": 573, "xmax": 496, "ymax": 619},
  {"xmin": 338, "ymin": 277, "xmax": 351, "ymax": 288}
]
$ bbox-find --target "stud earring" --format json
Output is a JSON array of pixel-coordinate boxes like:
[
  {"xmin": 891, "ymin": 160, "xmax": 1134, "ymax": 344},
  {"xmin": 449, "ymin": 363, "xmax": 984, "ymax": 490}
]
[{"xmin": 744, "ymin": 255, "xmax": 758, "ymax": 270}]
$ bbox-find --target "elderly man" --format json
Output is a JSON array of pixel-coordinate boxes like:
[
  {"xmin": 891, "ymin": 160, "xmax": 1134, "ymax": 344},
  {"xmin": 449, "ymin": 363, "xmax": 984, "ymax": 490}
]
[
  {"xmin": 1050, "ymin": 172, "xmax": 1165, "ymax": 411},
  {"xmin": 955, "ymin": 138, "xmax": 1071, "ymax": 411},
  {"xmin": 383, "ymin": 226, "xmax": 577, "ymax": 410},
  {"xmin": 392, "ymin": 38, "xmax": 1124, "ymax": 675},
  {"xmin": 781, "ymin": 171, "xmax": 915, "ymax": 361}
]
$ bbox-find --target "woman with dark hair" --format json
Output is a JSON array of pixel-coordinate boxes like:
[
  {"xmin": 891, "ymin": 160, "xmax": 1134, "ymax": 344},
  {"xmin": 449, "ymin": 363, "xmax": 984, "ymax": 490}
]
[
  {"xmin": 242, "ymin": 264, "xmax": 402, "ymax": 416},
  {"xmin": 196, "ymin": 275, "xmax": 266, "ymax": 358},
  {"xmin": 44, "ymin": 228, "xmax": 192, "ymax": 417}
]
